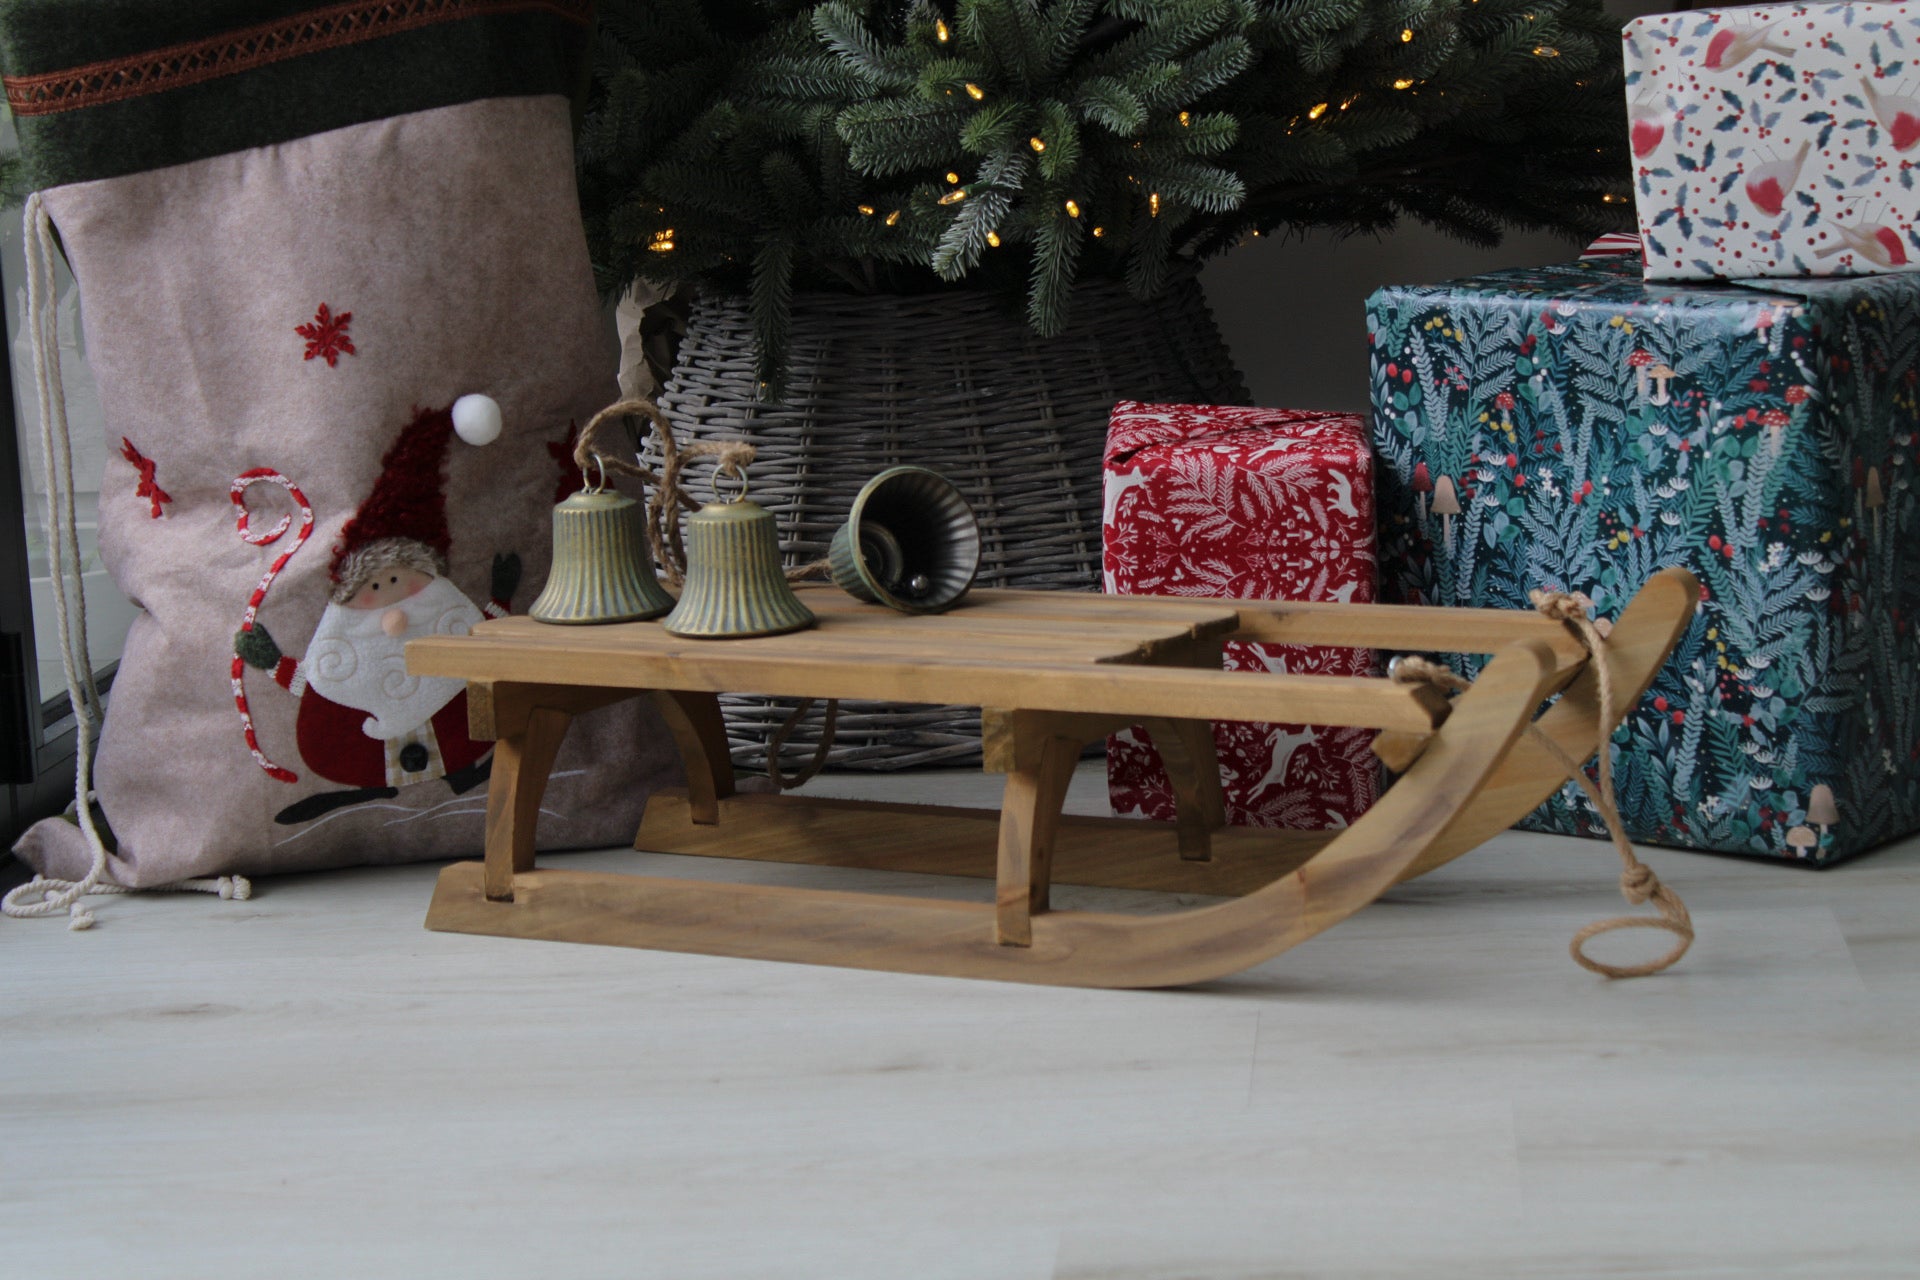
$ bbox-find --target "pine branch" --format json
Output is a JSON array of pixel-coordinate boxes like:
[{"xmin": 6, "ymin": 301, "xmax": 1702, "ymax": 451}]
[
  {"xmin": 1028, "ymin": 202, "xmax": 1088, "ymax": 333},
  {"xmin": 761, "ymin": 151, "xmax": 821, "ymax": 222},
  {"xmin": 960, "ymin": 100, "xmax": 1026, "ymax": 153},
  {"xmin": 1077, "ymin": 75, "xmax": 1147, "ymax": 134},
  {"xmin": 1170, "ymin": 111, "xmax": 1238, "ymax": 155},
  {"xmin": 1034, "ymin": 99, "xmax": 1082, "ymax": 179},
  {"xmin": 1123, "ymin": 203, "xmax": 1183, "ymax": 299},
  {"xmin": 1042, "ymin": 0, "xmax": 1099, "ymax": 76},
  {"xmin": 813, "ymin": 3, "xmax": 918, "ymax": 89},
  {"xmin": 931, "ymin": 150, "xmax": 1028, "ymax": 278},
  {"xmin": 759, "ymin": 53, "xmax": 871, "ymax": 99},
  {"xmin": 1123, "ymin": 62, "xmax": 1185, "ymax": 112},
  {"xmin": 1134, "ymin": 159, "xmax": 1245, "ymax": 213},
  {"xmin": 1170, "ymin": 35, "xmax": 1253, "ymax": 100},
  {"xmin": 839, "ymin": 96, "xmax": 969, "ymax": 174},
  {"xmin": 1088, "ymin": 0, "xmax": 1233, "ymax": 74},
  {"xmin": 751, "ymin": 237, "xmax": 797, "ymax": 395}
]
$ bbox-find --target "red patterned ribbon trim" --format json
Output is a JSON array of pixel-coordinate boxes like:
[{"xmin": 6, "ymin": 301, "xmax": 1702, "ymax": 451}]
[{"xmin": 4, "ymin": 0, "xmax": 593, "ymax": 117}]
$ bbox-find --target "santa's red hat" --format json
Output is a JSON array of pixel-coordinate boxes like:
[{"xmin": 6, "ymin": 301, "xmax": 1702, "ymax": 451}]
[{"xmin": 329, "ymin": 395, "xmax": 501, "ymax": 601}]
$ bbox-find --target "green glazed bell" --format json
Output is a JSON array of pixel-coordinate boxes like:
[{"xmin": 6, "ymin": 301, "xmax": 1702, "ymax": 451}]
[
  {"xmin": 663, "ymin": 498, "xmax": 816, "ymax": 638},
  {"xmin": 528, "ymin": 488, "xmax": 675, "ymax": 625},
  {"xmin": 829, "ymin": 466, "xmax": 980, "ymax": 614}
]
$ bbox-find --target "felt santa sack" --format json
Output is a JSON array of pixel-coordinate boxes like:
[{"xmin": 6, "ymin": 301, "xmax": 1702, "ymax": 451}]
[{"xmin": 0, "ymin": 1, "xmax": 680, "ymax": 922}]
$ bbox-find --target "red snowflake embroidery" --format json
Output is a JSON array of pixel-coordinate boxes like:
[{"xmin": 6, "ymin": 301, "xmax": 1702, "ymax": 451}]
[
  {"xmin": 295, "ymin": 303, "xmax": 356, "ymax": 366},
  {"xmin": 120, "ymin": 437, "xmax": 171, "ymax": 518},
  {"xmin": 548, "ymin": 420, "xmax": 587, "ymax": 502}
]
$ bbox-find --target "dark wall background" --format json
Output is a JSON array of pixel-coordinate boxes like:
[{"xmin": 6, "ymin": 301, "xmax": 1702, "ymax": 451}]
[{"xmin": 1202, "ymin": 0, "xmax": 1675, "ymax": 412}]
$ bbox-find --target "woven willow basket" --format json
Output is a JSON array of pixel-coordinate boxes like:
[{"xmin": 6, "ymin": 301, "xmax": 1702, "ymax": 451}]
[{"xmin": 654, "ymin": 271, "xmax": 1249, "ymax": 772}]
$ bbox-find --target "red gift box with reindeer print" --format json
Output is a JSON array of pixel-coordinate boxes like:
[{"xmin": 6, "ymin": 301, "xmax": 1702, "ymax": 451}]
[
  {"xmin": 1625, "ymin": 2, "xmax": 1920, "ymax": 281},
  {"xmin": 1102, "ymin": 402, "xmax": 1379, "ymax": 831}
]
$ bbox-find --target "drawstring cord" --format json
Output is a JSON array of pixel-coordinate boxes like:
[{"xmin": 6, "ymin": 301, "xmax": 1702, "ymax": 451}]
[{"xmin": 3, "ymin": 195, "xmax": 249, "ymax": 928}]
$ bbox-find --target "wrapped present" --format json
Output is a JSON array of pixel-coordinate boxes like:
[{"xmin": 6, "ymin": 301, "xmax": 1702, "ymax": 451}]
[
  {"xmin": 1102, "ymin": 402, "xmax": 1379, "ymax": 831},
  {"xmin": 1625, "ymin": 2, "xmax": 1920, "ymax": 281},
  {"xmin": 1368, "ymin": 253, "xmax": 1920, "ymax": 865}
]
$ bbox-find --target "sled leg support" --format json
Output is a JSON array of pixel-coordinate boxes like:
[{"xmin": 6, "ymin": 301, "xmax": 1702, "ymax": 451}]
[
  {"xmin": 468, "ymin": 682, "xmax": 639, "ymax": 902},
  {"xmin": 981, "ymin": 708, "xmax": 1221, "ymax": 946}
]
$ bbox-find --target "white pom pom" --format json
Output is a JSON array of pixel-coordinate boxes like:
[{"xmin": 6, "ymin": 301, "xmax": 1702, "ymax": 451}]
[{"xmin": 452, "ymin": 394, "xmax": 503, "ymax": 446}]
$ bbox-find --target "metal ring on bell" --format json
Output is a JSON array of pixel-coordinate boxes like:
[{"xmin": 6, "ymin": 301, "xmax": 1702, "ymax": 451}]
[{"xmin": 709, "ymin": 467, "xmax": 750, "ymax": 505}]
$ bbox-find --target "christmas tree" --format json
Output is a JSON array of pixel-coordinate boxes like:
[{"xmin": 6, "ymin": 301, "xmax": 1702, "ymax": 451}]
[{"xmin": 579, "ymin": 0, "xmax": 1629, "ymax": 390}]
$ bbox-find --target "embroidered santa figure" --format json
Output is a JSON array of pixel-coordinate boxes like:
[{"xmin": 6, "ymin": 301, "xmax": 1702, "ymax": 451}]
[{"xmin": 235, "ymin": 397, "xmax": 519, "ymax": 826}]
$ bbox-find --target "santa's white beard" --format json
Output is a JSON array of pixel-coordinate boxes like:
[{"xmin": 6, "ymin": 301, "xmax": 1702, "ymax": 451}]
[{"xmin": 301, "ymin": 574, "xmax": 485, "ymax": 740}]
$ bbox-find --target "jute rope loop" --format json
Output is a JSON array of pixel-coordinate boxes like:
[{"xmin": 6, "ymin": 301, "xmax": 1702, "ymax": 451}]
[
  {"xmin": 572, "ymin": 397, "xmax": 829, "ymax": 586},
  {"xmin": 1391, "ymin": 591, "xmax": 1695, "ymax": 979},
  {"xmin": 765, "ymin": 698, "xmax": 839, "ymax": 791},
  {"xmin": 574, "ymin": 397, "xmax": 746, "ymax": 588}
]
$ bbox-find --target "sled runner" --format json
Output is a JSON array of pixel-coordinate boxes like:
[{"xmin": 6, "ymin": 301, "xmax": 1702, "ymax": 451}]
[{"xmin": 411, "ymin": 569, "xmax": 1699, "ymax": 987}]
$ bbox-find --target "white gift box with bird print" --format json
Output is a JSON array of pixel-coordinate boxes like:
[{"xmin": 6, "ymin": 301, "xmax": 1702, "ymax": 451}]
[{"xmin": 1625, "ymin": 1, "xmax": 1920, "ymax": 280}]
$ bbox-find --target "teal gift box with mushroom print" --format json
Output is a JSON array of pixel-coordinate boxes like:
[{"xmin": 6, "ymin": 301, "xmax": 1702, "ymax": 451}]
[{"xmin": 1369, "ymin": 254, "xmax": 1920, "ymax": 865}]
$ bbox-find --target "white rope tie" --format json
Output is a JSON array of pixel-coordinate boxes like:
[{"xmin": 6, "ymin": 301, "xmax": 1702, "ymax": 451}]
[{"xmin": 1, "ymin": 195, "xmax": 251, "ymax": 928}]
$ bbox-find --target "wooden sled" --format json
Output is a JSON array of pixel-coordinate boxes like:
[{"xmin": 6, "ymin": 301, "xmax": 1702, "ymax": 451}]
[{"xmin": 411, "ymin": 569, "xmax": 1699, "ymax": 988}]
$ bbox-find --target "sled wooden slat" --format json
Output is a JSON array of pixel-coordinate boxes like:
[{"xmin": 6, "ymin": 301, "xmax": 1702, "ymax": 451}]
[
  {"xmin": 415, "ymin": 569, "xmax": 1700, "ymax": 988},
  {"xmin": 801, "ymin": 586, "xmax": 1240, "ymax": 626},
  {"xmin": 409, "ymin": 622, "xmax": 1453, "ymax": 734},
  {"xmin": 631, "ymin": 790, "xmax": 1330, "ymax": 897},
  {"xmin": 1224, "ymin": 598, "xmax": 1591, "ymax": 667},
  {"xmin": 455, "ymin": 617, "xmax": 1153, "ymax": 665}
]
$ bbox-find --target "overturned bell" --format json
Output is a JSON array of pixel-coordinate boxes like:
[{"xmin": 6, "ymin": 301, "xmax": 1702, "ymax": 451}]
[
  {"xmin": 829, "ymin": 466, "xmax": 980, "ymax": 614},
  {"xmin": 528, "ymin": 488, "xmax": 675, "ymax": 625},
  {"xmin": 663, "ymin": 497, "xmax": 816, "ymax": 638}
]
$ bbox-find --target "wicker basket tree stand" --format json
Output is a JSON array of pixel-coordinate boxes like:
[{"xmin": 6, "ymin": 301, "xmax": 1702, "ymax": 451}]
[{"xmin": 654, "ymin": 272, "xmax": 1248, "ymax": 772}]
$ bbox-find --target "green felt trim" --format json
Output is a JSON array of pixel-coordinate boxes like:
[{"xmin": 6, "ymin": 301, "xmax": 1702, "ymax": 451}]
[{"xmin": 0, "ymin": 6, "xmax": 588, "ymax": 188}]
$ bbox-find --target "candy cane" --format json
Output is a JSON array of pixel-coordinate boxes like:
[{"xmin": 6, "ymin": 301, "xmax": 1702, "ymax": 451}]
[{"xmin": 230, "ymin": 467, "xmax": 313, "ymax": 783}]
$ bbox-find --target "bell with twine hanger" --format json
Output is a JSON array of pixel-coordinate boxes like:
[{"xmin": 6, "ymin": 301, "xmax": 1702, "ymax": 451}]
[
  {"xmin": 662, "ymin": 463, "xmax": 817, "ymax": 640},
  {"xmin": 528, "ymin": 403, "xmax": 675, "ymax": 625}
]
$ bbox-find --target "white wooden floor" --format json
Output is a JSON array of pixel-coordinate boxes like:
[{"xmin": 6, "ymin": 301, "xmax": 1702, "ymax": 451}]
[{"xmin": 5, "ymin": 762, "xmax": 1917, "ymax": 1279}]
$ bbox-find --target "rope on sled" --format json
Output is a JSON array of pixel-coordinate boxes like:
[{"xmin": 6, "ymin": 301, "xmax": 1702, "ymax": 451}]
[
  {"xmin": 573, "ymin": 398, "xmax": 836, "ymax": 792},
  {"xmin": 2, "ymin": 195, "xmax": 251, "ymax": 929},
  {"xmin": 1389, "ymin": 589, "xmax": 1694, "ymax": 979}
]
